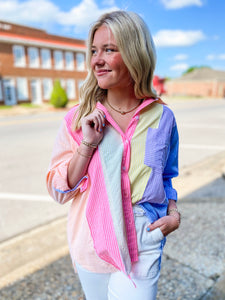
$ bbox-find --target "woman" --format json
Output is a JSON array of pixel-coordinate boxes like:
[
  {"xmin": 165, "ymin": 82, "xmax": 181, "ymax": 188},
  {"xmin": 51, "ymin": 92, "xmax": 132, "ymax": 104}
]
[{"xmin": 47, "ymin": 10, "xmax": 180, "ymax": 300}]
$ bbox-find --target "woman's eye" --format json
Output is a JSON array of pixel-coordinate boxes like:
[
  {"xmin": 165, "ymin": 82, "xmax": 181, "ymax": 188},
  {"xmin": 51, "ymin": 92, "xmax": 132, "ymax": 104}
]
[
  {"xmin": 106, "ymin": 48, "xmax": 115, "ymax": 53},
  {"xmin": 91, "ymin": 49, "xmax": 97, "ymax": 55}
]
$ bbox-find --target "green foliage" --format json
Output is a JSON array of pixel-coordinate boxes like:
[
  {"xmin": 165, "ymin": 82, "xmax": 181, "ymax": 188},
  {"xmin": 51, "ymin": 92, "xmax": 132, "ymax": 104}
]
[
  {"xmin": 50, "ymin": 80, "xmax": 68, "ymax": 108},
  {"xmin": 183, "ymin": 65, "xmax": 211, "ymax": 75}
]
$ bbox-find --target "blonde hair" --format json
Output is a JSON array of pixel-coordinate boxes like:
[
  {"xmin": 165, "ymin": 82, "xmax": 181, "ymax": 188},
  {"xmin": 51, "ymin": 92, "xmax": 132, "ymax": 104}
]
[{"xmin": 73, "ymin": 10, "xmax": 157, "ymax": 130}]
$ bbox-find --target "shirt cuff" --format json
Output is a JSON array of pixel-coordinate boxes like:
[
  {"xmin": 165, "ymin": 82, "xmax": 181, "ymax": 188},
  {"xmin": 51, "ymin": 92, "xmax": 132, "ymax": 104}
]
[{"xmin": 53, "ymin": 175, "xmax": 88, "ymax": 194}]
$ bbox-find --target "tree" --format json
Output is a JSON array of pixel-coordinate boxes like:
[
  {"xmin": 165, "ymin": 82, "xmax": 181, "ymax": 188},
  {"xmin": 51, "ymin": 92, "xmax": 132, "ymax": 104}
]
[
  {"xmin": 50, "ymin": 80, "xmax": 68, "ymax": 108},
  {"xmin": 183, "ymin": 65, "xmax": 211, "ymax": 75}
]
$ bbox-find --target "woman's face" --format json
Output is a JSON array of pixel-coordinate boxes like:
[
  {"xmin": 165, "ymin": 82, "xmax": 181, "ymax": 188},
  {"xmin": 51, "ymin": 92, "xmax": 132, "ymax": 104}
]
[{"xmin": 91, "ymin": 25, "xmax": 132, "ymax": 91}]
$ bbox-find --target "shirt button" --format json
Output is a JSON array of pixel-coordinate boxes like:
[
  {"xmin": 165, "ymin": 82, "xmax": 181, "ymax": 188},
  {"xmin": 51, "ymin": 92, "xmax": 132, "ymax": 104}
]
[{"xmin": 124, "ymin": 191, "xmax": 129, "ymax": 198}]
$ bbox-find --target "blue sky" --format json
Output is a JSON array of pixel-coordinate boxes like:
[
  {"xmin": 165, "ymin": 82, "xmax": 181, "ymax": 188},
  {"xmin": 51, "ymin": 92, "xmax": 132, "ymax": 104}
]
[{"xmin": 0, "ymin": 0, "xmax": 224, "ymax": 78}]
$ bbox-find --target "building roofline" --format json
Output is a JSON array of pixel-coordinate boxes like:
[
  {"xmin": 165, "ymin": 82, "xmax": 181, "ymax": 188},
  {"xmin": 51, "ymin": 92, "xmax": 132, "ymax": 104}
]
[{"xmin": 0, "ymin": 32, "xmax": 86, "ymax": 52}]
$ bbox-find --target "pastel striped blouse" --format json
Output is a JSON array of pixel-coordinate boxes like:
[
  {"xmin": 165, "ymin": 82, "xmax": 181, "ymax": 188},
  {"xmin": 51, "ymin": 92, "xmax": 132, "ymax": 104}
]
[{"xmin": 46, "ymin": 98, "xmax": 179, "ymax": 275}]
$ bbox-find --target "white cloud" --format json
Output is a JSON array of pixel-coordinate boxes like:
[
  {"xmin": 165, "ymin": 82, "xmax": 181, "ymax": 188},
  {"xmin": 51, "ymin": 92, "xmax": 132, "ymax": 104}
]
[
  {"xmin": 161, "ymin": 0, "xmax": 203, "ymax": 9},
  {"xmin": 154, "ymin": 30, "xmax": 206, "ymax": 47},
  {"xmin": 219, "ymin": 54, "xmax": 225, "ymax": 60},
  {"xmin": 0, "ymin": 0, "xmax": 119, "ymax": 34},
  {"xmin": 206, "ymin": 54, "xmax": 225, "ymax": 60},
  {"xmin": 0, "ymin": 0, "xmax": 59, "ymax": 23},
  {"xmin": 170, "ymin": 63, "xmax": 189, "ymax": 71},
  {"xmin": 174, "ymin": 54, "xmax": 188, "ymax": 60},
  {"xmin": 57, "ymin": 0, "xmax": 118, "ymax": 32},
  {"xmin": 206, "ymin": 54, "xmax": 215, "ymax": 60}
]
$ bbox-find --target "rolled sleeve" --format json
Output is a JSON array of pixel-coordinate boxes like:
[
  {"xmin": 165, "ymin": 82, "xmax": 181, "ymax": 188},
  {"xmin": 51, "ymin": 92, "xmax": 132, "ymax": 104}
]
[{"xmin": 46, "ymin": 120, "xmax": 88, "ymax": 204}]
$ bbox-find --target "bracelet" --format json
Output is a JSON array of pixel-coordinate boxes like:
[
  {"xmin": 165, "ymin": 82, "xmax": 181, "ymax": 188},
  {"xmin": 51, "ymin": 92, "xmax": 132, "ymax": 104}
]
[
  {"xmin": 168, "ymin": 208, "xmax": 179, "ymax": 214},
  {"xmin": 82, "ymin": 140, "xmax": 98, "ymax": 149},
  {"xmin": 77, "ymin": 148, "xmax": 92, "ymax": 158},
  {"xmin": 169, "ymin": 213, "xmax": 181, "ymax": 225}
]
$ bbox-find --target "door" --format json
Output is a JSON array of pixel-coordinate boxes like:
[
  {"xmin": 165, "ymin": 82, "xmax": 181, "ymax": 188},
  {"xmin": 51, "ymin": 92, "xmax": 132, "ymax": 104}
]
[
  {"xmin": 30, "ymin": 79, "xmax": 42, "ymax": 105},
  {"xmin": 3, "ymin": 79, "xmax": 17, "ymax": 105}
]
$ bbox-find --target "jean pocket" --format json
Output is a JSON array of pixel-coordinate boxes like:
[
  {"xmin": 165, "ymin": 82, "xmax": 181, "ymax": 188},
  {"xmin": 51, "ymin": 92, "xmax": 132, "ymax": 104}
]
[
  {"xmin": 132, "ymin": 214, "xmax": 164, "ymax": 279},
  {"xmin": 151, "ymin": 228, "xmax": 164, "ymax": 243}
]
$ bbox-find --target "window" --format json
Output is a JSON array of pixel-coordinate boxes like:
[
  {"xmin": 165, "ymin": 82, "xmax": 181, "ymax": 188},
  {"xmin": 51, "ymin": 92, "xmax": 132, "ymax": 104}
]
[
  {"xmin": 0, "ymin": 80, "xmax": 2, "ymax": 100},
  {"xmin": 16, "ymin": 78, "xmax": 28, "ymax": 100},
  {"xmin": 28, "ymin": 47, "xmax": 39, "ymax": 68},
  {"xmin": 76, "ymin": 53, "xmax": 85, "ymax": 71},
  {"xmin": 78, "ymin": 79, "xmax": 84, "ymax": 90},
  {"xmin": 54, "ymin": 50, "xmax": 64, "ymax": 69},
  {"xmin": 3, "ymin": 79, "xmax": 16, "ymax": 105},
  {"xmin": 43, "ymin": 78, "xmax": 53, "ymax": 100},
  {"xmin": 41, "ymin": 49, "xmax": 51, "ymax": 69},
  {"xmin": 65, "ymin": 51, "xmax": 74, "ymax": 70},
  {"xmin": 67, "ymin": 79, "xmax": 75, "ymax": 99},
  {"xmin": 13, "ymin": 45, "xmax": 26, "ymax": 67}
]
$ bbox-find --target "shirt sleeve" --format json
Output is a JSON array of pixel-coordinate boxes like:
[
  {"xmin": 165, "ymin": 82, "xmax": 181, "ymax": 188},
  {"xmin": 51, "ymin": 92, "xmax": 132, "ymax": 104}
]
[
  {"xmin": 46, "ymin": 120, "xmax": 88, "ymax": 204},
  {"xmin": 163, "ymin": 121, "xmax": 179, "ymax": 201}
]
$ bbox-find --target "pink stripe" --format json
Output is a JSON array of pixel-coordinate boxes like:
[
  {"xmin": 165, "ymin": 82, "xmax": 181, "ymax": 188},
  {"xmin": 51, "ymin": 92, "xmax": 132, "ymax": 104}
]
[{"xmin": 86, "ymin": 151, "xmax": 125, "ymax": 272}]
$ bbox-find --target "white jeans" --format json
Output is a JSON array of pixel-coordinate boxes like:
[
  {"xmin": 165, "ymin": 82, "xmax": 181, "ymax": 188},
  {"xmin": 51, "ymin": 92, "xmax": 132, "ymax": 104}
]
[{"xmin": 75, "ymin": 205, "xmax": 165, "ymax": 300}]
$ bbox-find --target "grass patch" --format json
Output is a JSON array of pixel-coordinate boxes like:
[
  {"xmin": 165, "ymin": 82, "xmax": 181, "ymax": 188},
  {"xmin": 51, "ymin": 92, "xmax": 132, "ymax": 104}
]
[
  {"xmin": 0, "ymin": 105, "xmax": 13, "ymax": 110},
  {"xmin": 18, "ymin": 103, "xmax": 41, "ymax": 108}
]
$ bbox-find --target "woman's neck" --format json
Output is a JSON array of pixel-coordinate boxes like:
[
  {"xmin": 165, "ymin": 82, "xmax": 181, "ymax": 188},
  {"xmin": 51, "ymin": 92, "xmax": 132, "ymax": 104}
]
[{"xmin": 106, "ymin": 88, "xmax": 139, "ymax": 111}]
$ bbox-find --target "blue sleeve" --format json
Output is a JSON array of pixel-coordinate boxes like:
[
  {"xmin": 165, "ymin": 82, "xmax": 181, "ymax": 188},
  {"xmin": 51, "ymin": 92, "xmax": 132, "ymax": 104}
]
[{"xmin": 163, "ymin": 122, "xmax": 179, "ymax": 201}]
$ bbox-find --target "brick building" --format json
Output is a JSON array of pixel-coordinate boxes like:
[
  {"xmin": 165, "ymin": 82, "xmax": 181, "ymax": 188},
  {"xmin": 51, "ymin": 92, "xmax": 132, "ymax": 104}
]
[
  {"xmin": 0, "ymin": 20, "xmax": 87, "ymax": 105},
  {"xmin": 165, "ymin": 68, "xmax": 225, "ymax": 98}
]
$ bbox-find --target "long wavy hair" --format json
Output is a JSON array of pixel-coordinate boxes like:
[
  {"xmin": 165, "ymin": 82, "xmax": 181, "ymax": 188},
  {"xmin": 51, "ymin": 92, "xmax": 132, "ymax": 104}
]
[{"xmin": 72, "ymin": 10, "xmax": 158, "ymax": 130}]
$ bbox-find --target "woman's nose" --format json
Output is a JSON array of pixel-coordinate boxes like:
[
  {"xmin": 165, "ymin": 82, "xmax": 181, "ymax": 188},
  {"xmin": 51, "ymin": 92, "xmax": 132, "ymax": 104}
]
[{"xmin": 92, "ymin": 52, "xmax": 105, "ymax": 66}]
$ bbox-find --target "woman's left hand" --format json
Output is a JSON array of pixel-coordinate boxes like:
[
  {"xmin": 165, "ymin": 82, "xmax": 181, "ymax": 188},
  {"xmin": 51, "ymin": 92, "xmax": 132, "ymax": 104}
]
[{"xmin": 147, "ymin": 214, "xmax": 180, "ymax": 237}]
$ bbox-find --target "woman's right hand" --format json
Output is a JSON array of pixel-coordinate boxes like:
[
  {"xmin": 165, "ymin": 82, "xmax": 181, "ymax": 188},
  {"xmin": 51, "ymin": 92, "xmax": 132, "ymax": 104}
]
[{"xmin": 81, "ymin": 108, "xmax": 106, "ymax": 145}]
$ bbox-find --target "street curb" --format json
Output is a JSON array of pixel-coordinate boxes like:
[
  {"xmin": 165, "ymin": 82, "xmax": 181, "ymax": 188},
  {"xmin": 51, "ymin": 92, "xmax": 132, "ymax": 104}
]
[
  {"xmin": 0, "ymin": 217, "xmax": 68, "ymax": 289},
  {"xmin": 174, "ymin": 150, "xmax": 225, "ymax": 200}
]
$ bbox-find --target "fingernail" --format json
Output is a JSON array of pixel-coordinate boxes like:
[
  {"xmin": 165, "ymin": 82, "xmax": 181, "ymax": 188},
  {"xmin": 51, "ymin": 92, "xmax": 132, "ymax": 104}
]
[
  {"xmin": 103, "ymin": 123, "xmax": 105, "ymax": 127},
  {"xmin": 104, "ymin": 115, "xmax": 106, "ymax": 118},
  {"xmin": 147, "ymin": 227, "xmax": 150, "ymax": 232}
]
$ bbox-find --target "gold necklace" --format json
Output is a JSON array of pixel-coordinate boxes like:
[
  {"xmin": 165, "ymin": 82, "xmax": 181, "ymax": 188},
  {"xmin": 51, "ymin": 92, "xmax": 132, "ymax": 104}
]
[{"xmin": 106, "ymin": 99, "xmax": 143, "ymax": 115}]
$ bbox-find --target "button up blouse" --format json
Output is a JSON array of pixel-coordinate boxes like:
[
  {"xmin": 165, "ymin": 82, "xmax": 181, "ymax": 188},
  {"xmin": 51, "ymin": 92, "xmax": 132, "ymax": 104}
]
[{"xmin": 46, "ymin": 98, "xmax": 179, "ymax": 275}]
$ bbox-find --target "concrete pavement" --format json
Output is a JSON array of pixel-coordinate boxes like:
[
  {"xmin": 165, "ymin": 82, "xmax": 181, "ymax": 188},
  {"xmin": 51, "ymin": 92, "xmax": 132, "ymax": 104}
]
[{"xmin": 0, "ymin": 149, "xmax": 224, "ymax": 299}]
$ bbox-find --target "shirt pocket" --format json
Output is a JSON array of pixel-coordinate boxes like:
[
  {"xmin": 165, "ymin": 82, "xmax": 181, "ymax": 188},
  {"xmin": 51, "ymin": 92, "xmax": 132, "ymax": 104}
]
[{"xmin": 144, "ymin": 128, "xmax": 169, "ymax": 172}]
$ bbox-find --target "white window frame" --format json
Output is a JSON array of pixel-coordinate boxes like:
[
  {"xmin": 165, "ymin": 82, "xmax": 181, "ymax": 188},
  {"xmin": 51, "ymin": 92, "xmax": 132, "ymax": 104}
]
[
  {"xmin": 28, "ymin": 47, "xmax": 39, "ymax": 68},
  {"xmin": 76, "ymin": 53, "xmax": 85, "ymax": 71},
  {"xmin": 0, "ymin": 79, "xmax": 3, "ymax": 100},
  {"xmin": 65, "ymin": 51, "xmax": 74, "ymax": 70},
  {"xmin": 41, "ymin": 49, "xmax": 51, "ymax": 69},
  {"xmin": 16, "ymin": 77, "xmax": 28, "ymax": 100},
  {"xmin": 13, "ymin": 45, "xmax": 26, "ymax": 67},
  {"xmin": 42, "ymin": 78, "xmax": 53, "ymax": 100},
  {"xmin": 66, "ymin": 79, "xmax": 75, "ymax": 99},
  {"xmin": 54, "ymin": 50, "xmax": 64, "ymax": 70}
]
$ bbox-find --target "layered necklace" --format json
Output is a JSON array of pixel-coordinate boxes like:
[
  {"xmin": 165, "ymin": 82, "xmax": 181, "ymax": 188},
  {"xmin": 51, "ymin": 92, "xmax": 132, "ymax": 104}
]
[{"xmin": 106, "ymin": 98, "xmax": 143, "ymax": 115}]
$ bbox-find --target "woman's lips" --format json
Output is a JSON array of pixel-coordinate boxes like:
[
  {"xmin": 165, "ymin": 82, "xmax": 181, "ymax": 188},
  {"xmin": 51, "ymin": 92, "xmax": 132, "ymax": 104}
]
[{"xmin": 96, "ymin": 69, "xmax": 112, "ymax": 76}]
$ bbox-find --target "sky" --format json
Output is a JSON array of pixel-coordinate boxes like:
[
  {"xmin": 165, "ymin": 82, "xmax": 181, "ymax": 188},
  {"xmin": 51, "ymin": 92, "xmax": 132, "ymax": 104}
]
[{"xmin": 0, "ymin": 0, "xmax": 225, "ymax": 78}]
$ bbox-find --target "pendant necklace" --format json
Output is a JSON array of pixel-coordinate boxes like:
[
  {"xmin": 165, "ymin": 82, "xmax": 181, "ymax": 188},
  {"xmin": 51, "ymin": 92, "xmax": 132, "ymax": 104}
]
[{"xmin": 106, "ymin": 99, "xmax": 143, "ymax": 115}]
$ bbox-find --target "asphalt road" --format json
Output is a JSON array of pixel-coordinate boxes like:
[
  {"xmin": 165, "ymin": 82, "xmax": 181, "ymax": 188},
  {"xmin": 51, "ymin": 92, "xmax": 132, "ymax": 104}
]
[{"xmin": 0, "ymin": 98, "xmax": 225, "ymax": 242}]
